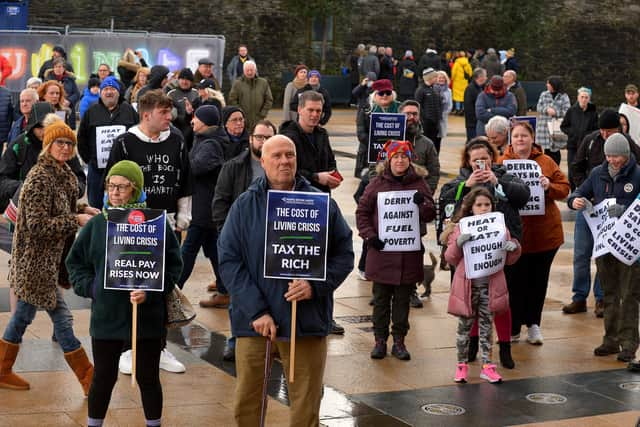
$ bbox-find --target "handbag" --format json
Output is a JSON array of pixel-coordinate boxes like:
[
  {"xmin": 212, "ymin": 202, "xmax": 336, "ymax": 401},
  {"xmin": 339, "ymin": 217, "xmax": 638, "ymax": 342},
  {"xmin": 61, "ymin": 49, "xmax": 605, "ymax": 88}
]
[
  {"xmin": 547, "ymin": 118, "xmax": 568, "ymax": 149},
  {"xmin": 165, "ymin": 287, "xmax": 196, "ymax": 328}
]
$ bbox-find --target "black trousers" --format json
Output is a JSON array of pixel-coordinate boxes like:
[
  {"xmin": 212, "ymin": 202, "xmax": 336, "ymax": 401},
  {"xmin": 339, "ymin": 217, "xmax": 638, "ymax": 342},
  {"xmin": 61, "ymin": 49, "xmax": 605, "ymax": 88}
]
[
  {"xmin": 544, "ymin": 148, "xmax": 561, "ymax": 165},
  {"xmin": 372, "ymin": 282, "xmax": 414, "ymax": 339},
  {"xmin": 89, "ymin": 338, "xmax": 163, "ymax": 421},
  {"xmin": 507, "ymin": 249, "xmax": 558, "ymax": 334}
]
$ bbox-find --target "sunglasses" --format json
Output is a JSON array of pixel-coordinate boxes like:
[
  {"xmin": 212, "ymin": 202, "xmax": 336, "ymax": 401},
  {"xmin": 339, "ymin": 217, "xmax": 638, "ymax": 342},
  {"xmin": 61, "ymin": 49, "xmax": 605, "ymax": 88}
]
[{"xmin": 378, "ymin": 91, "xmax": 392, "ymax": 97}]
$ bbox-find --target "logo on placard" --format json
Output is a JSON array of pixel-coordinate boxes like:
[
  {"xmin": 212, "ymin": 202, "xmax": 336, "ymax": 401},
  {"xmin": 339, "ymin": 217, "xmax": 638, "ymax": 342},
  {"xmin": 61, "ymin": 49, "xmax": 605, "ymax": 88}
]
[
  {"xmin": 624, "ymin": 183, "xmax": 634, "ymax": 193},
  {"xmin": 128, "ymin": 210, "xmax": 145, "ymax": 224}
]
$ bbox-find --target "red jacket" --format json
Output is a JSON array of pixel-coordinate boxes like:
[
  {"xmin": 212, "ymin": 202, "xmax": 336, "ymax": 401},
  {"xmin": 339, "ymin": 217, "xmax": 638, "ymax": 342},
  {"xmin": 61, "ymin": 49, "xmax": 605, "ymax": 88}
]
[
  {"xmin": 499, "ymin": 143, "xmax": 570, "ymax": 253},
  {"xmin": 445, "ymin": 225, "xmax": 521, "ymax": 317},
  {"xmin": 356, "ymin": 164, "xmax": 435, "ymax": 285}
]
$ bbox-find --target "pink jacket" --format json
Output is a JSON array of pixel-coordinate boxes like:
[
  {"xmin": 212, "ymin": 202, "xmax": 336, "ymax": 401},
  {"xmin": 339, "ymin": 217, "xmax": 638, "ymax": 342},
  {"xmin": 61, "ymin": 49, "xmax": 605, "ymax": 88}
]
[{"xmin": 445, "ymin": 225, "xmax": 521, "ymax": 317}]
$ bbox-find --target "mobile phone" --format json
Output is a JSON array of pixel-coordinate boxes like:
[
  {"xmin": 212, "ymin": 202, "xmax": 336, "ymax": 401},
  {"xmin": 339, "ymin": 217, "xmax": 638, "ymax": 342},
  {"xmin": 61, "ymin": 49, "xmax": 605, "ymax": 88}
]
[
  {"xmin": 329, "ymin": 170, "xmax": 344, "ymax": 182},
  {"xmin": 475, "ymin": 160, "xmax": 485, "ymax": 170}
]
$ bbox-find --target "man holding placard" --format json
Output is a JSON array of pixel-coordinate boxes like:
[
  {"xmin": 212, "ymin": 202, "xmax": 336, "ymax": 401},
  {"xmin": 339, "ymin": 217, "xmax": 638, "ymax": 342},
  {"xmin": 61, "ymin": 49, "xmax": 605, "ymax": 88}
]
[
  {"xmin": 77, "ymin": 77, "xmax": 138, "ymax": 209},
  {"xmin": 218, "ymin": 135, "xmax": 353, "ymax": 426},
  {"xmin": 568, "ymin": 133, "xmax": 640, "ymax": 363}
]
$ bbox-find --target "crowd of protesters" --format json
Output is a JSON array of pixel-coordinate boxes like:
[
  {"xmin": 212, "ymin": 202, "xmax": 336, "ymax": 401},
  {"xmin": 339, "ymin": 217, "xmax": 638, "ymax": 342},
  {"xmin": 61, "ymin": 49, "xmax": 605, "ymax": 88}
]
[{"xmin": 0, "ymin": 39, "xmax": 639, "ymax": 426}]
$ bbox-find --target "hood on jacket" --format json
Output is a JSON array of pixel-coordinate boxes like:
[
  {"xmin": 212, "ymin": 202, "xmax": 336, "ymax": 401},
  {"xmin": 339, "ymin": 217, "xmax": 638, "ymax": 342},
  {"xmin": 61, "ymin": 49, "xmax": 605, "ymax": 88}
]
[
  {"xmin": 44, "ymin": 68, "xmax": 76, "ymax": 80},
  {"xmin": 26, "ymin": 102, "xmax": 55, "ymax": 133},
  {"xmin": 148, "ymin": 65, "xmax": 170, "ymax": 89}
]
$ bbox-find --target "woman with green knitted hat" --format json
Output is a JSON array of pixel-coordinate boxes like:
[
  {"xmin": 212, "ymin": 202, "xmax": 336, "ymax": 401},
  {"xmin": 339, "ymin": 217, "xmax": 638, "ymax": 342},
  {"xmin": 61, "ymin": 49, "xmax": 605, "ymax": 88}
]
[{"xmin": 66, "ymin": 160, "xmax": 183, "ymax": 427}]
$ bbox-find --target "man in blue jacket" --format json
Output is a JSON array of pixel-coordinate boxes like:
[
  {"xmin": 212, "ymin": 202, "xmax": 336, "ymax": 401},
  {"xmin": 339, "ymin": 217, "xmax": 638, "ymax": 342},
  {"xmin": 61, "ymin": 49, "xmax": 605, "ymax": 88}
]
[{"xmin": 218, "ymin": 135, "xmax": 353, "ymax": 426}]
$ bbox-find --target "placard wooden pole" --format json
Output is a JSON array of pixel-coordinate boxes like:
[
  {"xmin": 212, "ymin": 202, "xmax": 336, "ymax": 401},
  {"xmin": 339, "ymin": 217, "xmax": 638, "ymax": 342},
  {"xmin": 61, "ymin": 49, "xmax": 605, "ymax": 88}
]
[
  {"xmin": 289, "ymin": 300, "xmax": 297, "ymax": 383},
  {"xmin": 259, "ymin": 338, "xmax": 273, "ymax": 427},
  {"xmin": 131, "ymin": 301, "xmax": 138, "ymax": 387}
]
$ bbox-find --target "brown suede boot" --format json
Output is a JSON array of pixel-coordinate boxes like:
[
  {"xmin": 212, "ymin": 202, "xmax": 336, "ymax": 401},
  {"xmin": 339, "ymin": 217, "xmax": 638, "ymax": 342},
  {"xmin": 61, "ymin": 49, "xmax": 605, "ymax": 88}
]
[
  {"xmin": 64, "ymin": 347, "xmax": 94, "ymax": 397},
  {"xmin": 0, "ymin": 339, "xmax": 30, "ymax": 390}
]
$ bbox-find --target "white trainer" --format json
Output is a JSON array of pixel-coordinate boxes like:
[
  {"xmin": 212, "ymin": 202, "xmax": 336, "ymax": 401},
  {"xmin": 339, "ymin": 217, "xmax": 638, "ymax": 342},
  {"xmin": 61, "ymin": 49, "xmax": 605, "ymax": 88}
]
[
  {"xmin": 527, "ymin": 324, "xmax": 544, "ymax": 345},
  {"xmin": 160, "ymin": 348, "xmax": 186, "ymax": 373},
  {"xmin": 118, "ymin": 350, "xmax": 132, "ymax": 375}
]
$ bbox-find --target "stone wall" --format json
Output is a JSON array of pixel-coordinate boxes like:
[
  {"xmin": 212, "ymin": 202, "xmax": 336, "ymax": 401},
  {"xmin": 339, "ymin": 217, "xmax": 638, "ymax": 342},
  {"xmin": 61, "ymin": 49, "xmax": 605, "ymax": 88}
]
[{"xmin": 28, "ymin": 0, "xmax": 640, "ymax": 107}]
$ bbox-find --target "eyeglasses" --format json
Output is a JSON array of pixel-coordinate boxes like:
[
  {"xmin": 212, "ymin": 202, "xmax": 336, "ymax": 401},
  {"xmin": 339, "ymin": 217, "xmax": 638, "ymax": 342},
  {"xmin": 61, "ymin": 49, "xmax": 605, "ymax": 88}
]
[
  {"xmin": 228, "ymin": 117, "xmax": 245, "ymax": 123},
  {"xmin": 251, "ymin": 134, "xmax": 272, "ymax": 141},
  {"xmin": 53, "ymin": 139, "xmax": 76, "ymax": 148},
  {"xmin": 106, "ymin": 183, "xmax": 132, "ymax": 193},
  {"xmin": 377, "ymin": 91, "xmax": 392, "ymax": 97}
]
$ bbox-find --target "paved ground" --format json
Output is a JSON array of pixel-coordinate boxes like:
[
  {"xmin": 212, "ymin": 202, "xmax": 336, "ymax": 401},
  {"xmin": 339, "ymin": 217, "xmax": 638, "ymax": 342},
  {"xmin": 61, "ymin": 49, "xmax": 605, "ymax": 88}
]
[{"xmin": 0, "ymin": 108, "xmax": 639, "ymax": 426}]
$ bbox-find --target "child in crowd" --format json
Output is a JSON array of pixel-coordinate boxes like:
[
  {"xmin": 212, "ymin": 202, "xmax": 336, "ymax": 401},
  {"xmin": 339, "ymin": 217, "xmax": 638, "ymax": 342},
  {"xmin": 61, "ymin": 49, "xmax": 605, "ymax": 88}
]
[{"xmin": 442, "ymin": 187, "xmax": 521, "ymax": 383}]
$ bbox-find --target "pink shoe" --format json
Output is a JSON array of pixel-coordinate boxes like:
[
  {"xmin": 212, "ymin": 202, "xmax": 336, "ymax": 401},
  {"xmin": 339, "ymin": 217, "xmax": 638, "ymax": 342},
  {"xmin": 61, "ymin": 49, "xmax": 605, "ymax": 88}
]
[
  {"xmin": 454, "ymin": 362, "xmax": 468, "ymax": 383},
  {"xmin": 480, "ymin": 363, "xmax": 502, "ymax": 383}
]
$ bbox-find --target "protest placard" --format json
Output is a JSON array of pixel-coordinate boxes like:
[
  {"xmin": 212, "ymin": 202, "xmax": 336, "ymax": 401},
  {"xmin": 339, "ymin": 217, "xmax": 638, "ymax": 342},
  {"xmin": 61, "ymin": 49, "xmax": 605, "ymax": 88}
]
[
  {"xmin": 583, "ymin": 198, "xmax": 615, "ymax": 258},
  {"xmin": 368, "ymin": 113, "xmax": 406, "ymax": 163},
  {"xmin": 459, "ymin": 212, "xmax": 507, "ymax": 279},
  {"xmin": 264, "ymin": 190, "xmax": 329, "ymax": 280},
  {"xmin": 104, "ymin": 208, "xmax": 166, "ymax": 291},
  {"xmin": 604, "ymin": 198, "xmax": 640, "ymax": 265},
  {"xmin": 619, "ymin": 103, "xmax": 640, "ymax": 147},
  {"xmin": 96, "ymin": 125, "xmax": 126, "ymax": 168},
  {"xmin": 502, "ymin": 159, "xmax": 545, "ymax": 215},
  {"xmin": 377, "ymin": 190, "xmax": 420, "ymax": 252}
]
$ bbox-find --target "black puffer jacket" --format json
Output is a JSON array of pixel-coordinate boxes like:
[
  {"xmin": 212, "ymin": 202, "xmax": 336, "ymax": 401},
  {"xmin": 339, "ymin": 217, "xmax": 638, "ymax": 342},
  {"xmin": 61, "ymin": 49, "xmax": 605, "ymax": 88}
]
[
  {"xmin": 560, "ymin": 102, "xmax": 598, "ymax": 150},
  {"xmin": 438, "ymin": 165, "xmax": 530, "ymax": 242},
  {"xmin": 415, "ymin": 83, "xmax": 441, "ymax": 138},
  {"xmin": 189, "ymin": 126, "xmax": 228, "ymax": 228}
]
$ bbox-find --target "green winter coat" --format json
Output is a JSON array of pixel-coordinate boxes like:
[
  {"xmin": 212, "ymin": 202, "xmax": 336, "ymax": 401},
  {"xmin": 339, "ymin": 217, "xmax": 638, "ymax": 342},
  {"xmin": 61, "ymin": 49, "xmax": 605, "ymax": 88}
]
[
  {"xmin": 66, "ymin": 214, "xmax": 182, "ymax": 340},
  {"xmin": 228, "ymin": 76, "xmax": 273, "ymax": 129}
]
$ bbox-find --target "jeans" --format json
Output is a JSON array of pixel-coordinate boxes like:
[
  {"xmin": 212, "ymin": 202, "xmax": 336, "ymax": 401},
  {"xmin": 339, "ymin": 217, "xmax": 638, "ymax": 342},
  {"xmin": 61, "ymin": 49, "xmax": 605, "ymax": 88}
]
[
  {"xmin": 466, "ymin": 126, "xmax": 477, "ymax": 142},
  {"xmin": 454, "ymin": 101, "xmax": 463, "ymax": 111},
  {"xmin": 3, "ymin": 288, "xmax": 81, "ymax": 353},
  {"xmin": 572, "ymin": 213, "xmax": 603, "ymax": 302},
  {"xmin": 87, "ymin": 163, "xmax": 105, "ymax": 209},
  {"xmin": 177, "ymin": 224, "xmax": 226, "ymax": 294}
]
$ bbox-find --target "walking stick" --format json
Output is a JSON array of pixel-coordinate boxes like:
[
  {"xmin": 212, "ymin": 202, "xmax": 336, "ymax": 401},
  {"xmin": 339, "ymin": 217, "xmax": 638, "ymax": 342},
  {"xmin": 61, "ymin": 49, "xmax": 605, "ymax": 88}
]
[
  {"xmin": 131, "ymin": 301, "xmax": 138, "ymax": 387},
  {"xmin": 289, "ymin": 300, "xmax": 297, "ymax": 383},
  {"xmin": 259, "ymin": 338, "xmax": 274, "ymax": 427}
]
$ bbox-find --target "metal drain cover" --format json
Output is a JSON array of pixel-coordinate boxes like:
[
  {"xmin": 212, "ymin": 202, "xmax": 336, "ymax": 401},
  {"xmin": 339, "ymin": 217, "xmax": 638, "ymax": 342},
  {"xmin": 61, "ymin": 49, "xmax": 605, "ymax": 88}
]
[
  {"xmin": 526, "ymin": 393, "xmax": 567, "ymax": 404},
  {"xmin": 619, "ymin": 382, "xmax": 640, "ymax": 392},
  {"xmin": 421, "ymin": 403, "xmax": 466, "ymax": 416}
]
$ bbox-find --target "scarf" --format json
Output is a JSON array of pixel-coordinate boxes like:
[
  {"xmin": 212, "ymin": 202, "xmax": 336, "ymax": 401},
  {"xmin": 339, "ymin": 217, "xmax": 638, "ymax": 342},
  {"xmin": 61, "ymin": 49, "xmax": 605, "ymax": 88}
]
[
  {"xmin": 101, "ymin": 194, "xmax": 147, "ymax": 219},
  {"xmin": 292, "ymin": 76, "xmax": 307, "ymax": 90}
]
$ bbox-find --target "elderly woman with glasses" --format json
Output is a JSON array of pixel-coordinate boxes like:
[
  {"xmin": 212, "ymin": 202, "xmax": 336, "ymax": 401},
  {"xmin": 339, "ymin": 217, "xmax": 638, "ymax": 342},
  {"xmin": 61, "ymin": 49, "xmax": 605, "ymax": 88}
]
[
  {"xmin": 355, "ymin": 79, "xmax": 400, "ymax": 177},
  {"xmin": 0, "ymin": 119, "xmax": 99, "ymax": 395},
  {"xmin": 66, "ymin": 159, "xmax": 182, "ymax": 427}
]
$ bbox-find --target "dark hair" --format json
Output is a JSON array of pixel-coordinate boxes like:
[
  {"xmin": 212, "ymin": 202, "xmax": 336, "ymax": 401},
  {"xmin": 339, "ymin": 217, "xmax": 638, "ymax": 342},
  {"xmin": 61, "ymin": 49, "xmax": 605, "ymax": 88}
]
[
  {"xmin": 399, "ymin": 99, "xmax": 420, "ymax": 113},
  {"xmin": 299, "ymin": 90, "xmax": 324, "ymax": 107},
  {"xmin": 461, "ymin": 137, "xmax": 497, "ymax": 169},
  {"xmin": 252, "ymin": 119, "xmax": 277, "ymax": 135},
  {"xmin": 138, "ymin": 89, "xmax": 173, "ymax": 115},
  {"xmin": 452, "ymin": 187, "xmax": 495, "ymax": 222},
  {"xmin": 547, "ymin": 76, "xmax": 564, "ymax": 94},
  {"xmin": 472, "ymin": 67, "xmax": 487, "ymax": 80}
]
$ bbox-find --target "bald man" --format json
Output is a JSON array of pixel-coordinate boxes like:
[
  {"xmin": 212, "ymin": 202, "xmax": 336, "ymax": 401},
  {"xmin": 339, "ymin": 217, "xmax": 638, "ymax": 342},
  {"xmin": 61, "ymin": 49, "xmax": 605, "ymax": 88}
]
[{"xmin": 218, "ymin": 135, "xmax": 354, "ymax": 426}]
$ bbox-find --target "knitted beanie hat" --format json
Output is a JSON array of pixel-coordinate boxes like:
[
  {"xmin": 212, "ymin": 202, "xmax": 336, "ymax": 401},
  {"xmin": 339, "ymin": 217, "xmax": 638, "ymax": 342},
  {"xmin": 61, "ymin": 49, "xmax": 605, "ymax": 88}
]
[
  {"xmin": 380, "ymin": 139, "xmax": 414, "ymax": 161},
  {"xmin": 195, "ymin": 105, "xmax": 220, "ymax": 127},
  {"xmin": 598, "ymin": 109, "xmax": 620, "ymax": 130},
  {"xmin": 604, "ymin": 133, "xmax": 630, "ymax": 157},
  {"xmin": 42, "ymin": 120, "xmax": 76, "ymax": 151},
  {"xmin": 106, "ymin": 160, "xmax": 144, "ymax": 203}
]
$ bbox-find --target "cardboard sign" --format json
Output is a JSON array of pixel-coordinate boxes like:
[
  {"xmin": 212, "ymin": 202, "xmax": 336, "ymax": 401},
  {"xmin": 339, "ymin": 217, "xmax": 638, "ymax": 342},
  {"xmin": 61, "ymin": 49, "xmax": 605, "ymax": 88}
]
[
  {"xmin": 583, "ymin": 198, "xmax": 615, "ymax": 259},
  {"xmin": 502, "ymin": 159, "xmax": 545, "ymax": 216},
  {"xmin": 377, "ymin": 190, "xmax": 420, "ymax": 252},
  {"xmin": 604, "ymin": 198, "xmax": 640, "ymax": 265},
  {"xmin": 459, "ymin": 212, "xmax": 507, "ymax": 279},
  {"xmin": 96, "ymin": 125, "xmax": 126, "ymax": 169},
  {"xmin": 367, "ymin": 113, "xmax": 406, "ymax": 163},
  {"xmin": 619, "ymin": 103, "xmax": 640, "ymax": 146},
  {"xmin": 264, "ymin": 190, "xmax": 329, "ymax": 280},
  {"xmin": 104, "ymin": 208, "xmax": 166, "ymax": 291}
]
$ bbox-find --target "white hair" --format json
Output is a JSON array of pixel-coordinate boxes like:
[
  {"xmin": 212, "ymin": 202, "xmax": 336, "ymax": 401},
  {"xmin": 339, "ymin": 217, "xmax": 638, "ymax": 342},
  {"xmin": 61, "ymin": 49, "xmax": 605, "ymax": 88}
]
[
  {"xmin": 485, "ymin": 116, "xmax": 510, "ymax": 135},
  {"xmin": 243, "ymin": 60, "xmax": 257, "ymax": 71}
]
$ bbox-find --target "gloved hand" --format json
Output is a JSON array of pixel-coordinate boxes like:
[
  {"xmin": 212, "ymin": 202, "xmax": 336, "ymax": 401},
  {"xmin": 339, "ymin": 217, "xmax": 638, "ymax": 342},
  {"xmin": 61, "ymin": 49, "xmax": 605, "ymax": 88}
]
[
  {"xmin": 503, "ymin": 241, "xmax": 518, "ymax": 252},
  {"xmin": 413, "ymin": 192, "xmax": 425, "ymax": 205},
  {"xmin": 607, "ymin": 203, "xmax": 626, "ymax": 218},
  {"xmin": 368, "ymin": 236, "xmax": 386, "ymax": 251},
  {"xmin": 456, "ymin": 233, "xmax": 472, "ymax": 248}
]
